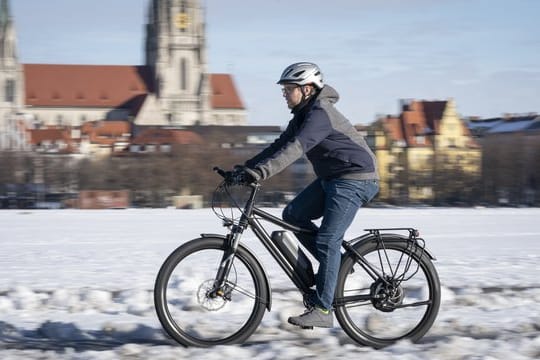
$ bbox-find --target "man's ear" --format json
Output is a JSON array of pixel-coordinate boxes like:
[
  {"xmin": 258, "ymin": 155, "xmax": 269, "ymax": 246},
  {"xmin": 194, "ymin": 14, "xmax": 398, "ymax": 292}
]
[{"xmin": 301, "ymin": 85, "xmax": 314, "ymax": 97}]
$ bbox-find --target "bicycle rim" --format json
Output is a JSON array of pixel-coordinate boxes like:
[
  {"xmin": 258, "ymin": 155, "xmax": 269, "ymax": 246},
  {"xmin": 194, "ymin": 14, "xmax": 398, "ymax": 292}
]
[
  {"xmin": 336, "ymin": 240, "xmax": 440, "ymax": 347},
  {"xmin": 155, "ymin": 240, "xmax": 266, "ymax": 346}
]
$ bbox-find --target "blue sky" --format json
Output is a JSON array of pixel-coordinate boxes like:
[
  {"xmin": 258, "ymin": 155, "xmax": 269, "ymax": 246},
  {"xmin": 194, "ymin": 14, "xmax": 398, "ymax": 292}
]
[{"xmin": 10, "ymin": 0, "xmax": 540, "ymax": 126}]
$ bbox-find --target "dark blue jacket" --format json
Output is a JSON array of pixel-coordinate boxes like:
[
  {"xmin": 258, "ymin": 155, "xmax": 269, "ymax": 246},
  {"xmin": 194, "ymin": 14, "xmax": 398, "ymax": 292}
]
[{"xmin": 246, "ymin": 85, "xmax": 379, "ymax": 181}]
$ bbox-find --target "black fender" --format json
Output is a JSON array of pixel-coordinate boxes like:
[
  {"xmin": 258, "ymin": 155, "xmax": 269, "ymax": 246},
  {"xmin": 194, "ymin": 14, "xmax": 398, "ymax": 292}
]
[
  {"xmin": 346, "ymin": 233, "xmax": 437, "ymax": 261},
  {"xmin": 201, "ymin": 233, "xmax": 272, "ymax": 311}
]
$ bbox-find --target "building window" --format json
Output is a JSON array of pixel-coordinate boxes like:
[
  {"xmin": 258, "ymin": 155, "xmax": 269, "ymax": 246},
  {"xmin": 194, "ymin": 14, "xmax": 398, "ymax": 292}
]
[
  {"xmin": 5, "ymin": 79, "xmax": 15, "ymax": 102},
  {"xmin": 180, "ymin": 58, "xmax": 187, "ymax": 90}
]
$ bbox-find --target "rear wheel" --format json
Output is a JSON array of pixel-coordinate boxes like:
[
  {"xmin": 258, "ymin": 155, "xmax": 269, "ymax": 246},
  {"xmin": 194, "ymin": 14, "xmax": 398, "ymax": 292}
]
[
  {"xmin": 154, "ymin": 237, "xmax": 269, "ymax": 347},
  {"xmin": 335, "ymin": 236, "xmax": 440, "ymax": 348}
]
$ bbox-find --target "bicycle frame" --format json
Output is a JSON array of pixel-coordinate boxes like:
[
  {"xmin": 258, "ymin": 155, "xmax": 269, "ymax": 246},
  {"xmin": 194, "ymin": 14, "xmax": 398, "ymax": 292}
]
[
  {"xmin": 212, "ymin": 181, "xmax": 422, "ymax": 302},
  {"xmin": 212, "ymin": 183, "xmax": 315, "ymax": 295}
]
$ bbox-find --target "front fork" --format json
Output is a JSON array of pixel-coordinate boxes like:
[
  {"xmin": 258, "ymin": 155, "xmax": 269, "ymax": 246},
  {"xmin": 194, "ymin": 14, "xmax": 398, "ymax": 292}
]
[
  {"xmin": 208, "ymin": 183, "xmax": 258, "ymax": 299},
  {"xmin": 208, "ymin": 227, "xmax": 244, "ymax": 299}
]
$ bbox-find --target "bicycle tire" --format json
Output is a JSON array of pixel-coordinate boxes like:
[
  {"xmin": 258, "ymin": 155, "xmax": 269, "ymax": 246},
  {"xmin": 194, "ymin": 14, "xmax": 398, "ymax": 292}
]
[
  {"xmin": 154, "ymin": 237, "xmax": 269, "ymax": 347},
  {"xmin": 335, "ymin": 236, "xmax": 440, "ymax": 348}
]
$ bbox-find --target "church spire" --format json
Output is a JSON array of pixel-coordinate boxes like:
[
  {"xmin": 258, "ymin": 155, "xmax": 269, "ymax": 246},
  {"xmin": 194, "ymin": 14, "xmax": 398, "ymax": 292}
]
[
  {"xmin": 144, "ymin": 0, "xmax": 210, "ymax": 125},
  {"xmin": 0, "ymin": 0, "xmax": 10, "ymax": 28},
  {"xmin": 0, "ymin": 0, "xmax": 16, "ymax": 62}
]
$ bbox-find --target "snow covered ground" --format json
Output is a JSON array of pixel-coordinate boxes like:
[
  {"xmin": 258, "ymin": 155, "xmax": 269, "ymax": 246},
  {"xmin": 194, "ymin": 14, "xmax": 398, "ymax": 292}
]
[{"xmin": 1, "ymin": 207, "xmax": 539, "ymax": 359}]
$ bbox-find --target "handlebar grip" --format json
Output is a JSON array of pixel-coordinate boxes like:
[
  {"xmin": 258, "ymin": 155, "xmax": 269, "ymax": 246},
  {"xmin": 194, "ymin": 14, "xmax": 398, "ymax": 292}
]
[{"xmin": 213, "ymin": 166, "xmax": 227, "ymax": 178}]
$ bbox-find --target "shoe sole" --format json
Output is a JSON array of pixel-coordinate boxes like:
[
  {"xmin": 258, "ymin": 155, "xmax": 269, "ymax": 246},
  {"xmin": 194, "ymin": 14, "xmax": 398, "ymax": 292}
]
[
  {"xmin": 288, "ymin": 318, "xmax": 314, "ymax": 329},
  {"xmin": 288, "ymin": 318, "xmax": 332, "ymax": 329}
]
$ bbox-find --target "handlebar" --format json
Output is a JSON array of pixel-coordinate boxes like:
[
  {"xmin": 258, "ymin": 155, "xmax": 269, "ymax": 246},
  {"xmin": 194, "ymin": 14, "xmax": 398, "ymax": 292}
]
[
  {"xmin": 213, "ymin": 166, "xmax": 259, "ymax": 187},
  {"xmin": 213, "ymin": 166, "xmax": 227, "ymax": 178}
]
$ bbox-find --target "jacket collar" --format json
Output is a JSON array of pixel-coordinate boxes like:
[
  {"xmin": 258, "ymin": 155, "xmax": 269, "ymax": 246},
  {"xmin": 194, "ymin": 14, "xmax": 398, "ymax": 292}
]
[{"xmin": 290, "ymin": 85, "xmax": 339, "ymax": 114}]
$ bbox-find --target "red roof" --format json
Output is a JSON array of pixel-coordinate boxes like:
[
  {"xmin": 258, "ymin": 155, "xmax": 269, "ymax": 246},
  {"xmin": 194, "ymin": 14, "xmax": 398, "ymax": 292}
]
[
  {"xmin": 81, "ymin": 120, "xmax": 132, "ymax": 146},
  {"xmin": 28, "ymin": 127, "xmax": 76, "ymax": 153},
  {"xmin": 380, "ymin": 100, "xmax": 480, "ymax": 149},
  {"xmin": 29, "ymin": 128, "xmax": 71, "ymax": 145},
  {"xmin": 209, "ymin": 74, "xmax": 244, "ymax": 109},
  {"xmin": 24, "ymin": 64, "xmax": 151, "ymax": 110},
  {"xmin": 381, "ymin": 116, "xmax": 405, "ymax": 146},
  {"xmin": 23, "ymin": 64, "xmax": 244, "ymax": 111}
]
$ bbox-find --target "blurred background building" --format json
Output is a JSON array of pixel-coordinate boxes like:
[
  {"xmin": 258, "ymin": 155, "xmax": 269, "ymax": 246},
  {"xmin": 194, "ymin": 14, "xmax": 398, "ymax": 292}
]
[
  {"xmin": 0, "ymin": 0, "xmax": 246, "ymax": 146},
  {"xmin": 0, "ymin": 0, "xmax": 538, "ymax": 208},
  {"xmin": 368, "ymin": 99, "xmax": 482, "ymax": 205}
]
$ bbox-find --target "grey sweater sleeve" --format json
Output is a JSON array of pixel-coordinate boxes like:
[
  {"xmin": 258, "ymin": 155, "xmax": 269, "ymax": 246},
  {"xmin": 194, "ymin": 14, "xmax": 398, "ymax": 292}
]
[{"xmin": 252, "ymin": 107, "xmax": 332, "ymax": 180}]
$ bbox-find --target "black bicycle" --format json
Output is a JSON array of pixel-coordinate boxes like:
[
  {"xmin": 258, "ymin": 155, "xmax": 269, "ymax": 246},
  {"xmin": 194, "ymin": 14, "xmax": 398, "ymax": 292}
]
[{"xmin": 154, "ymin": 167, "xmax": 441, "ymax": 348}]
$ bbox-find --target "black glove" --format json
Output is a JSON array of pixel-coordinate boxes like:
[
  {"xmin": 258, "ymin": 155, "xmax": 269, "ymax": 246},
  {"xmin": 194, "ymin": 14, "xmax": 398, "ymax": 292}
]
[{"xmin": 225, "ymin": 165, "xmax": 261, "ymax": 185}]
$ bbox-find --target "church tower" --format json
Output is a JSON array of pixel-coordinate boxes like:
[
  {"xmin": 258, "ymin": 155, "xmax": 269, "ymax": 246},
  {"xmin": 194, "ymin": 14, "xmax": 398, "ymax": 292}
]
[
  {"xmin": 0, "ymin": 0, "xmax": 23, "ymax": 138},
  {"xmin": 145, "ymin": 0, "xmax": 211, "ymax": 125}
]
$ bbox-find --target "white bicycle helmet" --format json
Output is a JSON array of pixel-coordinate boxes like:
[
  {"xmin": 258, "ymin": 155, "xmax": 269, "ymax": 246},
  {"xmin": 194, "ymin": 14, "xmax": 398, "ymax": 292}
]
[{"xmin": 277, "ymin": 62, "xmax": 324, "ymax": 89}]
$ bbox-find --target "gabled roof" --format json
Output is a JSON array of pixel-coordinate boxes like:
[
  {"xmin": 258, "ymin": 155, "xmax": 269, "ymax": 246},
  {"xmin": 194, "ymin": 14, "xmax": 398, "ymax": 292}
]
[
  {"xmin": 421, "ymin": 101, "xmax": 446, "ymax": 133},
  {"xmin": 209, "ymin": 74, "xmax": 244, "ymax": 109},
  {"xmin": 379, "ymin": 99, "xmax": 477, "ymax": 148},
  {"xmin": 399, "ymin": 100, "xmax": 444, "ymax": 147},
  {"xmin": 23, "ymin": 64, "xmax": 245, "ymax": 112},
  {"xmin": 24, "ymin": 64, "xmax": 152, "ymax": 111}
]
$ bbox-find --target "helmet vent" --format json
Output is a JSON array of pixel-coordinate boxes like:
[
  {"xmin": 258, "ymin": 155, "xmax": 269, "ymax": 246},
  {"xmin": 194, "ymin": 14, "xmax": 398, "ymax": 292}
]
[{"xmin": 284, "ymin": 69, "xmax": 294, "ymax": 77}]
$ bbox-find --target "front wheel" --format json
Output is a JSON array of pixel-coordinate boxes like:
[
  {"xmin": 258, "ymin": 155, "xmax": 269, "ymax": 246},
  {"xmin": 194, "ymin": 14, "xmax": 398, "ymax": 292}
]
[
  {"xmin": 154, "ymin": 237, "xmax": 269, "ymax": 347},
  {"xmin": 335, "ymin": 236, "xmax": 440, "ymax": 348}
]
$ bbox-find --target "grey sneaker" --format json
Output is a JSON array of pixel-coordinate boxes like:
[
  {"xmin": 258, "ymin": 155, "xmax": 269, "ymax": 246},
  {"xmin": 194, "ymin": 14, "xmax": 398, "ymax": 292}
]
[{"xmin": 288, "ymin": 307, "xmax": 334, "ymax": 329}]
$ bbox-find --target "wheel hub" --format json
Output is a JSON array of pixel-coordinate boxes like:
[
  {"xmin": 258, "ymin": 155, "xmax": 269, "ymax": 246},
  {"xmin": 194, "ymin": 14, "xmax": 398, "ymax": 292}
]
[
  {"xmin": 370, "ymin": 277, "xmax": 404, "ymax": 312},
  {"xmin": 197, "ymin": 280, "xmax": 232, "ymax": 311}
]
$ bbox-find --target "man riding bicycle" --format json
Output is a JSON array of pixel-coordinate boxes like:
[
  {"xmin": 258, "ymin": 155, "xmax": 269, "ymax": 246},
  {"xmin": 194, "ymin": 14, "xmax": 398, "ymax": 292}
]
[{"xmin": 235, "ymin": 62, "xmax": 379, "ymax": 328}]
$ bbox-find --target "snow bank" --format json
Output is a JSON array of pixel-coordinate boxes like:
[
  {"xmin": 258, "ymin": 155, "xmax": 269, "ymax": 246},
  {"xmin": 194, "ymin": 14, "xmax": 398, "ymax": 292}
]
[{"xmin": 0, "ymin": 208, "xmax": 539, "ymax": 359}]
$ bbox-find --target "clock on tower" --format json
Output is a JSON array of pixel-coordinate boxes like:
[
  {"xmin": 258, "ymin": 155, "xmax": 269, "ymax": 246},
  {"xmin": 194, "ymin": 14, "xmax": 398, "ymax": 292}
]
[{"xmin": 174, "ymin": 12, "xmax": 190, "ymax": 30}]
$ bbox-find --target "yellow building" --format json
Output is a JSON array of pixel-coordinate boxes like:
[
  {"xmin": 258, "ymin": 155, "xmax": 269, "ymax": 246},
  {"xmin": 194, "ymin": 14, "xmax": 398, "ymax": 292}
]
[{"xmin": 371, "ymin": 99, "xmax": 481, "ymax": 204}]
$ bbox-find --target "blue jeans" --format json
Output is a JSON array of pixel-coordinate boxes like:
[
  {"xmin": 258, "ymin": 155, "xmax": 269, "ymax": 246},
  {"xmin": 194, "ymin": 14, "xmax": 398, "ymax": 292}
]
[{"xmin": 282, "ymin": 178, "xmax": 379, "ymax": 310}]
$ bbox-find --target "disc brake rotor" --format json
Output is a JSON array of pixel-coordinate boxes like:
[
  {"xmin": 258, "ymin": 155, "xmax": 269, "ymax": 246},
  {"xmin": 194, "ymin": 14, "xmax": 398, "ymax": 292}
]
[
  {"xmin": 370, "ymin": 278, "xmax": 404, "ymax": 312},
  {"xmin": 196, "ymin": 280, "xmax": 232, "ymax": 311}
]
